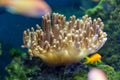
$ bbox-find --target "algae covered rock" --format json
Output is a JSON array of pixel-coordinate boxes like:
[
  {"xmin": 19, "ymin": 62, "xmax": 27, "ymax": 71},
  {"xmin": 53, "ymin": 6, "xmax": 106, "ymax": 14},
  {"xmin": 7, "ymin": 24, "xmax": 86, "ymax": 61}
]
[
  {"xmin": 5, "ymin": 58, "xmax": 28, "ymax": 80},
  {"xmin": 5, "ymin": 49, "xmax": 37, "ymax": 80}
]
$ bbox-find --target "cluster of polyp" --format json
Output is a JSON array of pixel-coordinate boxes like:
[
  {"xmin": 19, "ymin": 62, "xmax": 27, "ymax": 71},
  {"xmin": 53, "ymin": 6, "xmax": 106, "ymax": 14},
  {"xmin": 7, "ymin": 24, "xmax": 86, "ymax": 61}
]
[{"xmin": 21, "ymin": 13, "xmax": 107, "ymax": 65}]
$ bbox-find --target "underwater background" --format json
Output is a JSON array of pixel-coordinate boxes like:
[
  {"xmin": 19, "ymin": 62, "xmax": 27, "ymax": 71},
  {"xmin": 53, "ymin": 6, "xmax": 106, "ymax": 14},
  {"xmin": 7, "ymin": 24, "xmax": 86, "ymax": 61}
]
[{"xmin": 0, "ymin": 0, "xmax": 120, "ymax": 80}]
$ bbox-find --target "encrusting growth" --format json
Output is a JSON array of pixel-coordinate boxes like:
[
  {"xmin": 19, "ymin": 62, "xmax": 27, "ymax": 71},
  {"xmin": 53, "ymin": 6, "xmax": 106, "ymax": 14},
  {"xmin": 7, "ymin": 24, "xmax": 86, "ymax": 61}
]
[{"xmin": 21, "ymin": 13, "xmax": 107, "ymax": 65}]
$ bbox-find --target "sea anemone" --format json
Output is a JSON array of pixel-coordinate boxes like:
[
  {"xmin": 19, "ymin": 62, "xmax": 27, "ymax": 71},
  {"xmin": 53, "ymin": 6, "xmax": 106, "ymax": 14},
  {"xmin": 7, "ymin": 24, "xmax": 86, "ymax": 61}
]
[{"xmin": 21, "ymin": 13, "xmax": 107, "ymax": 65}]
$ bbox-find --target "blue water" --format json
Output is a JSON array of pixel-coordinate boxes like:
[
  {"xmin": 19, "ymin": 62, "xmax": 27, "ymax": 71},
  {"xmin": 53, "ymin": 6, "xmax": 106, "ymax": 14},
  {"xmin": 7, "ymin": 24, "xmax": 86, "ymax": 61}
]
[
  {"xmin": 0, "ymin": 13, "xmax": 42, "ymax": 79},
  {"xmin": 0, "ymin": 0, "xmax": 97, "ymax": 79}
]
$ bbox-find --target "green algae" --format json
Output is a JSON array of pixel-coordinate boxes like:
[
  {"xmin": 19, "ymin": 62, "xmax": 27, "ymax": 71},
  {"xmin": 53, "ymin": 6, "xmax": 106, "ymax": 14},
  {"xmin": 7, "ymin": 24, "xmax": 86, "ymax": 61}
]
[
  {"xmin": 5, "ymin": 49, "xmax": 37, "ymax": 80},
  {"xmin": 85, "ymin": 0, "xmax": 105, "ymax": 15}
]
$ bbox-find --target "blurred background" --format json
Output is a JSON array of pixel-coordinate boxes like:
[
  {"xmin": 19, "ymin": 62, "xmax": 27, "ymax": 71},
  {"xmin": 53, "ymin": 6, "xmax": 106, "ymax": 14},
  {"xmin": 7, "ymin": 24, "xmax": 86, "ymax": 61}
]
[{"xmin": 0, "ymin": 0, "xmax": 120, "ymax": 80}]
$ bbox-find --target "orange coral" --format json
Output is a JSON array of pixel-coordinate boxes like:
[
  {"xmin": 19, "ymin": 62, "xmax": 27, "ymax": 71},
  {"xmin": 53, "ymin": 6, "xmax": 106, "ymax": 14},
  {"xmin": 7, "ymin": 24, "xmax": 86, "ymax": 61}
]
[{"xmin": 21, "ymin": 13, "xmax": 107, "ymax": 65}]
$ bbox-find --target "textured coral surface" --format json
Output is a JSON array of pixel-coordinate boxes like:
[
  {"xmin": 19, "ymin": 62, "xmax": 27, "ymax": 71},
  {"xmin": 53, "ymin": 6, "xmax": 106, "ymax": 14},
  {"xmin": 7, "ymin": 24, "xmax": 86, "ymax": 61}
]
[{"xmin": 22, "ymin": 13, "xmax": 107, "ymax": 65}]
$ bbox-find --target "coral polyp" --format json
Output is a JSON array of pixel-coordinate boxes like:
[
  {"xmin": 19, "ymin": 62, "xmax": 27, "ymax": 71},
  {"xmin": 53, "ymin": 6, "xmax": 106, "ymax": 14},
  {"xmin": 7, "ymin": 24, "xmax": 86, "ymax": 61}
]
[{"xmin": 21, "ymin": 13, "xmax": 107, "ymax": 65}]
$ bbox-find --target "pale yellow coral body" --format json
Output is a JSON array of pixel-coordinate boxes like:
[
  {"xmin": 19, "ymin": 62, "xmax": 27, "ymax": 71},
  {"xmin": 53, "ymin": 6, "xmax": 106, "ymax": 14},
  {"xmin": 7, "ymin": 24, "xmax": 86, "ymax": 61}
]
[{"xmin": 21, "ymin": 13, "xmax": 107, "ymax": 65}]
